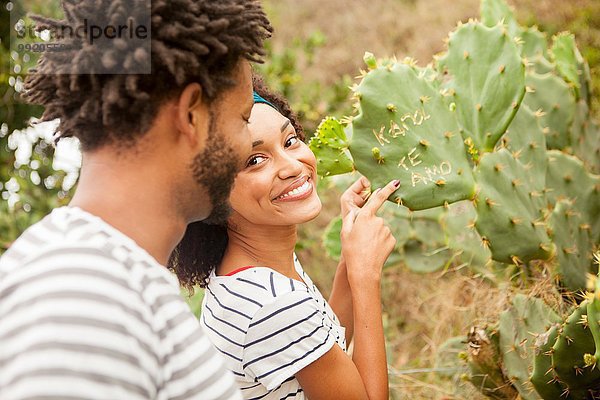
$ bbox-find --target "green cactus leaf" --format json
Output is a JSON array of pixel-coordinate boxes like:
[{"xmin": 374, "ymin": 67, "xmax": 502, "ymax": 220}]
[
  {"xmin": 441, "ymin": 201, "xmax": 492, "ymax": 270},
  {"xmin": 523, "ymin": 72, "xmax": 576, "ymax": 150},
  {"xmin": 547, "ymin": 200, "xmax": 593, "ymax": 292},
  {"xmin": 350, "ymin": 61, "xmax": 476, "ymax": 210},
  {"xmin": 322, "ymin": 216, "xmax": 343, "ymax": 261},
  {"xmin": 499, "ymin": 294, "xmax": 562, "ymax": 400},
  {"xmin": 551, "ymin": 32, "xmax": 588, "ymax": 102},
  {"xmin": 529, "ymin": 55, "xmax": 555, "ymax": 75},
  {"xmin": 520, "ymin": 27, "xmax": 549, "ymax": 61},
  {"xmin": 480, "ymin": 0, "xmax": 521, "ymax": 38},
  {"xmin": 437, "ymin": 21, "xmax": 526, "ymax": 153},
  {"xmin": 551, "ymin": 301, "xmax": 600, "ymax": 392},
  {"xmin": 546, "ymin": 150, "xmax": 600, "ymax": 244},
  {"xmin": 530, "ymin": 324, "xmax": 570, "ymax": 400},
  {"xmin": 474, "ymin": 149, "xmax": 553, "ymax": 264},
  {"xmin": 498, "ymin": 104, "xmax": 548, "ymax": 192},
  {"xmin": 309, "ymin": 117, "xmax": 355, "ymax": 177},
  {"xmin": 570, "ymin": 102, "xmax": 600, "ymax": 176}
]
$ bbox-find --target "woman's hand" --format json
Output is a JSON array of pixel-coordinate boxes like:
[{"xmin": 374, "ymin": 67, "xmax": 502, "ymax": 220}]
[
  {"xmin": 339, "ymin": 176, "xmax": 371, "ymax": 220},
  {"xmin": 340, "ymin": 179, "xmax": 399, "ymax": 289}
]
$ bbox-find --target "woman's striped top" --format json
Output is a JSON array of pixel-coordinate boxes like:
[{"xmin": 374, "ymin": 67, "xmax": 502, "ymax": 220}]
[{"xmin": 201, "ymin": 255, "xmax": 347, "ymax": 400}]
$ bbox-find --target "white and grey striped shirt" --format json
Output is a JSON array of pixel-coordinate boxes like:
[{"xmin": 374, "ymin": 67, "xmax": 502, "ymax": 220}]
[
  {"xmin": 201, "ymin": 255, "xmax": 346, "ymax": 400},
  {"xmin": 0, "ymin": 206, "xmax": 241, "ymax": 400}
]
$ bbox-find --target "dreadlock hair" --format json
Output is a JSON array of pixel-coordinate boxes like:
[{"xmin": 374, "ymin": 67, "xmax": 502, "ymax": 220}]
[
  {"xmin": 168, "ymin": 72, "xmax": 305, "ymax": 291},
  {"xmin": 23, "ymin": 0, "xmax": 272, "ymax": 151}
]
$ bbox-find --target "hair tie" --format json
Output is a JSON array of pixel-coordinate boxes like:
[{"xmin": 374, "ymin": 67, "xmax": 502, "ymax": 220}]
[{"xmin": 253, "ymin": 91, "xmax": 278, "ymax": 110}]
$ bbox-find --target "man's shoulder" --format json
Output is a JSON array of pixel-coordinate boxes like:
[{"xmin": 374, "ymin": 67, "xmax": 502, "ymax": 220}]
[{"xmin": 0, "ymin": 206, "xmax": 178, "ymax": 305}]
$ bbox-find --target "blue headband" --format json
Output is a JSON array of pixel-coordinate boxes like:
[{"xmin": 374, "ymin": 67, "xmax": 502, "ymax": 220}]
[{"xmin": 253, "ymin": 91, "xmax": 277, "ymax": 110}]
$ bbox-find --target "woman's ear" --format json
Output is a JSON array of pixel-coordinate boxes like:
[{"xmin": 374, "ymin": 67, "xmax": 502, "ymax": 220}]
[{"xmin": 176, "ymin": 83, "xmax": 209, "ymax": 148}]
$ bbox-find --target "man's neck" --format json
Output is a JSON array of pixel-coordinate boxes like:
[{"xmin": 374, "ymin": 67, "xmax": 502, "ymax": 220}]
[{"xmin": 69, "ymin": 152, "xmax": 187, "ymax": 266}]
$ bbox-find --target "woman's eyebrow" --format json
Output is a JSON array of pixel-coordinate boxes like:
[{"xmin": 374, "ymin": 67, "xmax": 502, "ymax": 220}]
[
  {"xmin": 252, "ymin": 140, "xmax": 264, "ymax": 148},
  {"xmin": 280, "ymin": 119, "xmax": 291, "ymax": 132}
]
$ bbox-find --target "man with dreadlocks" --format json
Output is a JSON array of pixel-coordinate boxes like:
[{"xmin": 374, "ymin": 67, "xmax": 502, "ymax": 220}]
[{"xmin": 0, "ymin": 1, "xmax": 271, "ymax": 399}]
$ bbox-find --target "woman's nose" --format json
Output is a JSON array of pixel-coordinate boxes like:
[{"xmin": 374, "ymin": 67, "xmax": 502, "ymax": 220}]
[{"xmin": 276, "ymin": 151, "xmax": 303, "ymax": 180}]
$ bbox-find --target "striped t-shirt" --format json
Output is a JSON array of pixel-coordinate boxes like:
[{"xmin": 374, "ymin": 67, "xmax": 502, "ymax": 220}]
[
  {"xmin": 0, "ymin": 206, "xmax": 241, "ymax": 400},
  {"xmin": 201, "ymin": 255, "xmax": 346, "ymax": 399}
]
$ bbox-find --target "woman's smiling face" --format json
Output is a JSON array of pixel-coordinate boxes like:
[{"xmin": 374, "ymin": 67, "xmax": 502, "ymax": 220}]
[{"xmin": 228, "ymin": 103, "xmax": 322, "ymax": 226}]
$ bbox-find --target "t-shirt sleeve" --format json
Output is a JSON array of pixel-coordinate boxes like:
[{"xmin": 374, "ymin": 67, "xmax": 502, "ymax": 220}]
[{"xmin": 242, "ymin": 290, "xmax": 337, "ymax": 390}]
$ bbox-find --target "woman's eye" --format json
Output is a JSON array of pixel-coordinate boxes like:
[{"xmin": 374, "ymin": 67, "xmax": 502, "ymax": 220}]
[
  {"xmin": 285, "ymin": 135, "xmax": 299, "ymax": 148},
  {"xmin": 247, "ymin": 155, "xmax": 266, "ymax": 167}
]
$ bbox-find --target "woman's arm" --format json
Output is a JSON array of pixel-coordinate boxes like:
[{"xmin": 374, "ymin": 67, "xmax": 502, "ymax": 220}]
[
  {"xmin": 327, "ymin": 176, "xmax": 371, "ymax": 343},
  {"xmin": 296, "ymin": 180, "xmax": 398, "ymax": 400},
  {"xmin": 327, "ymin": 258, "xmax": 353, "ymax": 344}
]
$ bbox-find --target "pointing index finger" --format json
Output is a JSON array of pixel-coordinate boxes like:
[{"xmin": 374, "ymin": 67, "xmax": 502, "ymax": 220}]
[{"xmin": 363, "ymin": 179, "xmax": 401, "ymax": 214}]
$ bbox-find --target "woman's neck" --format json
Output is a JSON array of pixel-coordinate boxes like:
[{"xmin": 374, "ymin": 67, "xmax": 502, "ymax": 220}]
[{"xmin": 220, "ymin": 221, "xmax": 299, "ymax": 279}]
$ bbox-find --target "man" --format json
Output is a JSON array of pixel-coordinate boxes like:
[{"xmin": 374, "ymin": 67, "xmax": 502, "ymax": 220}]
[{"xmin": 0, "ymin": 0, "xmax": 271, "ymax": 399}]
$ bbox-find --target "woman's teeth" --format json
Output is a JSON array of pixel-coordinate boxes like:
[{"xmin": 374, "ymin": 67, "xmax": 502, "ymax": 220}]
[{"xmin": 277, "ymin": 180, "xmax": 311, "ymax": 200}]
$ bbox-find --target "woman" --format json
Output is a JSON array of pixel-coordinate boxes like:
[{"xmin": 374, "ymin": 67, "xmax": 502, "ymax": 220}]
[{"xmin": 169, "ymin": 76, "xmax": 399, "ymax": 400}]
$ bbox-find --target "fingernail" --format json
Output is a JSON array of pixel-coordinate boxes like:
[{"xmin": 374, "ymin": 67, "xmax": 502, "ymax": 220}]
[{"xmin": 393, "ymin": 179, "xmax": 401, "ymax": 187}]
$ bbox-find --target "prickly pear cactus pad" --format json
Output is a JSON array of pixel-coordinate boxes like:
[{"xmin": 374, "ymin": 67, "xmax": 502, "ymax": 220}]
[
  {"xmin": 309, "ymin": 117, "xmax": 354, "ymax": 177},
  {"xmin": 480, "ymin": 0, "xmax": 521, "ymax": 38},
  {"xmin": 350, "ymin": 60, "xmax": 476, "ymax": 210},
  {"xmin": 585, "ymin": 261, "xmax": 600, "ymax": 375},
  {"xmin": 551, "ymin": 32, "xmax": 589, "ymax": 103},
  {"xmin": 551, "ymin": 301, "xmax": 600, "ymax": 394},
  {"xmin": 441, "ymin": 201, "xmax": 492, "ymax": 270},
  {"xmin": 403, "ymin": 217, "xmax": 452, "ymax": 273},
  {"xmin": 498, "ymin": 294, "xmax": 561, "ymax": 400},
  {"xmin": 474, "ymin": 149, "xmax": 553, "ymax": 264},
  {"xmin": 436, "ymin": 21, "xmax": 526, "ymax": 153},
  {"xmin": 545, "ymin": 150, "xmax": 600, "ymax": 243},
  {"xmin": 523, "ymin": 72, "xmax": 576, "ymax": 150},
  {"xmin": 497, "ymin": 104, "xmax": 548, "ymax": 193},
  {"xmin": 547, "ymin": 200, "xmax": 593, "ymax": 292},
  {"xmin": 530, "ymin": 324, "xmax": 569, "ymax": 400},
  {"xmin": 570, "ymin": 105, "xmax": 600, "ymax": 176}
]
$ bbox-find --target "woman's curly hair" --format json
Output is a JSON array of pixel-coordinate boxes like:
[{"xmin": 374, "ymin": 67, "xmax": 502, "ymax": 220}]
[
  {"xmin": 168, "ymin": 73, "xmax": 304, "ymax": 291},
  {"xmin": 23, "ymin": 0, "xmax": 272, "ymax": 151}
]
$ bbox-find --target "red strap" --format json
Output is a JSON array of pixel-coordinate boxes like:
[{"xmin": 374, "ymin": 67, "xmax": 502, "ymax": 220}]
[{"xmin": 224, "ymin": 266, "xmax": 256, "ymax": 276}]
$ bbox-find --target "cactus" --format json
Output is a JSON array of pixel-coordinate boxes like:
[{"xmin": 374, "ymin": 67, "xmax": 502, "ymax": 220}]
[
  {"xmin": 467, "ymin": 326, "xmax": 519, "ymax": 399},
  {"xmin": 547, "ymin": 200, "xmax": 593, "ymax": 292},
  {"xmin": 309, "ymin": 117, "xmax": 354, "ymax": 177},
  {"xmin": 550, "ymin": 301, "xmax": 600, "ymax": 396},
  {"xmin": 441, "ymin": 201, "xmax": 492, "ymax": 271},
  {"xmin": 551, "ymin": 32, "xmax": 592, "ymax": 104},
  {"xmin": 498, "ymin": 294, "xmax": 561, "ymax": 399},
  {"xmin": 523, "ymin": 72, "xmax": 576, "ymax": 150},
  {"xmin": 497, "ymin": 104, "xmax": 548, "ymax": 192},
  {"xmin": 436, "ymin": 21, "xmax": 526, "ymax": 153},
  {"xmin": 481, "ymin": 0, "xmax": 549, "ymax": 61},
  {"xmin": 570, "ymin": 102, "xmax": 600, "ymax": 175},
  {"xmin": 530, "ymin": 324, "xmax": 569, "ymax": 400},
  {"xmin": 403, "ymin": 216, "xmax": 453, "ymax": 273},
  {"xmin": 545, "ymin": 150, "xmax": 600, "ymax": 243},
  {"xmin": 349, "ymin": 60, "xmax": 476, "ymax": 210},
  {"xmin": 584, "ymin": 253, "xmax": 600, "ymax": 372},
  {"xmin": 474, "ymin": 149, "xmax": 553, "ymax": 264}
]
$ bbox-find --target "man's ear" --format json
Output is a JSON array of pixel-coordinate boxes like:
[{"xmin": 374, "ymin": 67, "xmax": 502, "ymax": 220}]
[{"xmin": 175, "ymin": 83, "xmax": 209, "ymax": 148}]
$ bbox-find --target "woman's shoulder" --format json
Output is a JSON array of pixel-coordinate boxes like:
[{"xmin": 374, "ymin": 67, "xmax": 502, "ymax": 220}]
[{"xmin": 208, "ymin": 266, "xmax": 309, "ymax": 305}]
